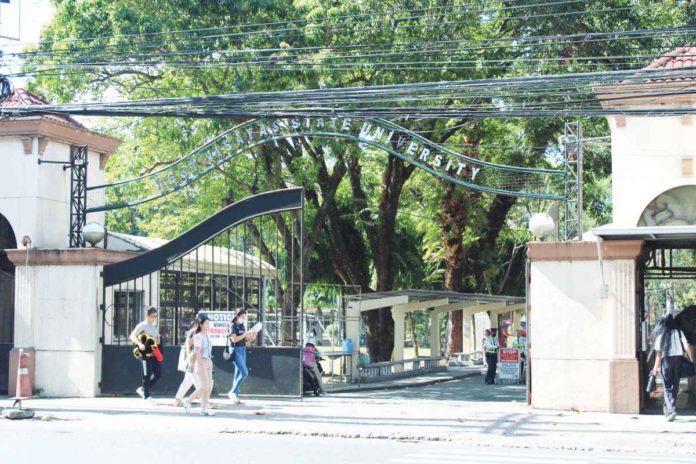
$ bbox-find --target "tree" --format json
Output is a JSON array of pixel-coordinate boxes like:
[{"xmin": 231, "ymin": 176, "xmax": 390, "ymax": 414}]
[{"xmin": 25, "ymin": 0, "xmax": 696, "ymax": 360}]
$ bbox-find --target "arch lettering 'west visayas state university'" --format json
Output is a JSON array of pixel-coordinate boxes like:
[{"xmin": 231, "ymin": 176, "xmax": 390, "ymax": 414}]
[{"xmin": 87, "ymin": 117, "xmax": 564, "ymax": 213}]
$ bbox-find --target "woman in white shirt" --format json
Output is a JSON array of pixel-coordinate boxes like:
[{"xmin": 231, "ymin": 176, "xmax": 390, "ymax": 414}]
[
  {"xmin": 651, "ymin": 313, "xmax": 693, "ymax": 422},
  {"xmin": 184, "ymin": 314, "xmax": 215, "ymax": 416},
  {"xmin": 174, "ymin": 318, "xmax": 200, "ymax": 407}
]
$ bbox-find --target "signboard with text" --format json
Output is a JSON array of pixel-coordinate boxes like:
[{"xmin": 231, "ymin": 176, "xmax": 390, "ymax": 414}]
[
  {"xmin": 206, "ymin": 311, "xmax": 235, "ymax": 346},
  {"xmin": 498, "ymin": 348, "xmax": 520, "ymax": 381}
]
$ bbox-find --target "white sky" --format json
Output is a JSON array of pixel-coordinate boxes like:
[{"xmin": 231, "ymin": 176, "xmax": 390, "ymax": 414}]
[{"xmin": 1, "ymin": 0, "xmax": 55, "ymax": 87}]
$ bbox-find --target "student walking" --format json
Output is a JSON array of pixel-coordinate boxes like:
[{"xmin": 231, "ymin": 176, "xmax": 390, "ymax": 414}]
[
  {"xmin": 174, "ymin": 319, "xmax": 200, "ymax": 407},
  {"xmin": 184, "ymin": 314, "xmax": 215, "ymax": 416},
  {"xmin": 227, "ymin": 308, "xmax": 255, "ymax": 404},
  {"xmin": 651, "ymin": 313, "xmax": 694, "ymax": 421},
  {"xmin": 130, "ymin": 307, "xmax": 162, "ymax": 403},
  {"xmin": 484, "ymin": 328, "xmax": 499, "ymax": 385}
]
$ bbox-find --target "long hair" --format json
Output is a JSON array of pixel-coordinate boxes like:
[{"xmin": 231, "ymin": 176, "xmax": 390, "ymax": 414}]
[
  {"xmin": 194, "ymin": 315, "xmax": 209, "ymax": 334},
  {"xmin": 652, "ymin": 313, "xmax": 679, "ymax": 355}
]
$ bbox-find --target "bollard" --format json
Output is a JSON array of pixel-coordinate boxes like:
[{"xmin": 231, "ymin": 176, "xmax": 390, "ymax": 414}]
[
  {"xmin": 11, "ymin": 348, "xmax": 32, "ymax": 408},
  {"xmin": 3, "ymin": 348, "xmax": 35, "ymax": 419}
]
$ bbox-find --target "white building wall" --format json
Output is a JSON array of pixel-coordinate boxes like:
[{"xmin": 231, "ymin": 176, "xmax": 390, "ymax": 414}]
[
  {"xmin": 609, "ymin": 116, "xmax": 696, "ymax": 227},
  {"xmin": 0, "ymin": 135, "xmax": 105, "ymax": 249}
]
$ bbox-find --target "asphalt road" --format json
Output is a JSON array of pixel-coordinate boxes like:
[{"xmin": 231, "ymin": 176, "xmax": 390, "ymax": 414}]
[
  {"xmin": 2, "ymin": 377, "xmax": 695, "ymax": 462},
  {"xmin": 337, "ymin": 374, "xmax": 527, "ymax": 403},
  {"xmin": 2, "ymin": 428, "xmax": 694, "ymax": 464}
]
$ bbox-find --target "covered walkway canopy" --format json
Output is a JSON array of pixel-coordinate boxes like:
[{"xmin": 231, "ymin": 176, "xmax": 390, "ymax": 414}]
[{"xmin": 344, "ymin": 290, "xmax": 525, "ymax": 376}]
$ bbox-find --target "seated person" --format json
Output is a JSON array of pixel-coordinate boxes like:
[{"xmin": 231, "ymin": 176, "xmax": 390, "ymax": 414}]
[{"xmin": 302, "ymin": 342, "xmax": 327, "ymax": 396}]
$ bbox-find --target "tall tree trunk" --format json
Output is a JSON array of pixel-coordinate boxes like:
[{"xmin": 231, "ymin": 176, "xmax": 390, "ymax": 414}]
[
  {"xmin": 440, "ymin": 183, "xmax": 470, "ymax": 354},
  {"xmin": 347, "ymin": 152, "xmax": 415, "ymax": 361}
]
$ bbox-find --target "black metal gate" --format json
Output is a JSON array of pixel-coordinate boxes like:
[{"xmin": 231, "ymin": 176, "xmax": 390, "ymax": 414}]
[
  {"xmin": 100, "ymin": 188, "xmax": 306, "ymax": 397},
  {"xmin": 0, "ymin": 269, "xmax": 13, "ymax": 394}
]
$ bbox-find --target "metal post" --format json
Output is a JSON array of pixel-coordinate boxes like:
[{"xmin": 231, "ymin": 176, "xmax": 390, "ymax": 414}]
[
  {"xmin": 299, "ymin": 190, "xmax": 305, "ymax": 347},
  {"xmin": 576, "ymin": 122, "xmax": 584, "ymax": 241},
  {"xmin": 562, "ymin": 122, "xmax": 583, "ymax": 241},
  {"xmin": 69, "ymin": 145, "xmax": 88, "ymax": 248}
]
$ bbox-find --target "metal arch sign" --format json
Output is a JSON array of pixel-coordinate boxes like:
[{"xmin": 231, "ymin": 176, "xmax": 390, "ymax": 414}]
[{"xmin": 86, "ymin": 117, "xmax": 564, "ymax": 213}]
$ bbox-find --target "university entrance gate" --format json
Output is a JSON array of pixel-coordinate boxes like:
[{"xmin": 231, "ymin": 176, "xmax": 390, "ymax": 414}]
[
  {"xmin": 88, "ymin": 117, "xmax": 571, "ymax": 396},
  {"xmin": 2, "ymin": 111, "xmax": 577, "ymax": 397},
  {"xmin": 99, "ymin": 188, "xmax": 306, "ymax": 397}
]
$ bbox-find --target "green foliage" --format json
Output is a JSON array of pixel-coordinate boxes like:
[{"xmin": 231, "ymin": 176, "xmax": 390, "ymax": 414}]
[{"xmin": 24, "ymin": 0, "xmax": 696, "ymax": 356}]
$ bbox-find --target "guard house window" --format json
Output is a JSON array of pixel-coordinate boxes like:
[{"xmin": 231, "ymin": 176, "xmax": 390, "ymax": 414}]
[{"xmin": 112, "ymin": 290, "xmax": 144, "ymax": 344}]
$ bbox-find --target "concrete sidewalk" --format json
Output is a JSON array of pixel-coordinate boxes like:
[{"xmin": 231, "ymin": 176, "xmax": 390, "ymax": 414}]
[
  {"xmin": 2, "ymin": 376, "xmax": 695, "ymax": 456},
  {"xmin": 326, "ymin": 366, "xmax": 482, "ymax": 393}
]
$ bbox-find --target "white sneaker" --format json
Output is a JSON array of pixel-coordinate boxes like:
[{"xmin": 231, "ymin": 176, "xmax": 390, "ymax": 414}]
[
  {"xmin": 145, "ymin": 397, "xmax": 157, "ymax": 406},
  {"xmin": 136, "ymin": 387, "xmax": 145, "ymax": 399},
  {"xmin": 228, "ymin": 392, "xmax": 242, "ymax": 404},
  {"xmin": 201, "ymin": 409, "xmax": 216, "ymax": 416},
  {"xmin": 184, "ymin": 401, "xmax": 191, "ymax": 414}
]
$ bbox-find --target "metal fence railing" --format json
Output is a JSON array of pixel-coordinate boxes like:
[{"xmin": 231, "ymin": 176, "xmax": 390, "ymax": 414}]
[{"xmin": 358, "ymin": 356, "xmax": 446, "ymax": 384}]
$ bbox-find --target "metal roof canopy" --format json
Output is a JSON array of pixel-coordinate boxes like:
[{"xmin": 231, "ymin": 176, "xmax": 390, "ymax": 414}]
[
  {"xmin": 592, "ymin": 225, "xmax": 696, "ymax": 247},
  {"xmin": 345, "ymin": 289, "xmax": 524, "ymax": 307}
]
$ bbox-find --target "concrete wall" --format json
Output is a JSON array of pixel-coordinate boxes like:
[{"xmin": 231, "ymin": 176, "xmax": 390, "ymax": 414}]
[
  {"xmin": 608, "ymin": 116, "xmax": 696, "ymax": 227},
  {"xmin": 14, "ymin": 263, "xmax": 102, "ymax": 397},
  {"xmin": 528, "ymin": 241, "xmax": 641, "ymax": 413}
]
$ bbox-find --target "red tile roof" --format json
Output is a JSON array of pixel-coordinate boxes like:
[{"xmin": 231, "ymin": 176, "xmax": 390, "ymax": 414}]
[
  {"xmin": 642, "ymin": 46, "xmax": 696, "ymax": 82},
  {"xmin": 645, "ymin": 46, "xmax": 696, "ymax": 70},
  {"xmin": 1, "ymin": 88, "xmax": 85, "ymax": 129}
]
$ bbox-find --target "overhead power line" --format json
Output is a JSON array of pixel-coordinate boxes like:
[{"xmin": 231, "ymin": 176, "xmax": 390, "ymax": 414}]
[{"xmin": 4, "ymin": 66, "xmax": 696, "ymax": 120}]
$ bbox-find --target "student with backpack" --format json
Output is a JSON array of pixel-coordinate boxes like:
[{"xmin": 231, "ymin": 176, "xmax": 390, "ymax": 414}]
[
  {"xmin": 129, "ymin": 307, "xmax": 163, "ymax": 404},
  {"xmin": 651, "ymin": 312, "xmax": 694, "ymax": 421}
]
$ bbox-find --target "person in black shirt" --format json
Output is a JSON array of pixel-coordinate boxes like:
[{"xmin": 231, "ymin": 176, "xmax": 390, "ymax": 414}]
[{"xmin": 227, "ymin": 308, "xmax": 255, "ymax": 404}]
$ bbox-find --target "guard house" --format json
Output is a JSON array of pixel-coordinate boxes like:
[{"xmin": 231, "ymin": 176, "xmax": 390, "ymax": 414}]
[
  {"xmin": 344, "ymin": 290, "xmax": 525, "ymax": 379},
  {"xmin": 528, "ymin": 47, "xmax": 696, "ymax": 413}
]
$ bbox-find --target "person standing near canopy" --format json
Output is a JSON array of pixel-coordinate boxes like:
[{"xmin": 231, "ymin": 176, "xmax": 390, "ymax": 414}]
[{"xmin": 484, "ymin": 329, "xmax": 499, "ymax": 385}]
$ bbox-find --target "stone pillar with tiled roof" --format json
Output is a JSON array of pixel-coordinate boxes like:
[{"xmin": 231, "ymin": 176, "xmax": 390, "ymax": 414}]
[
  {"xmin": 0, "ymin": 88, "xmax": 121, "ymax": 249},
  {"xmin": 594, "ymin": 46, "xmax": 696, "ymax": 228}
]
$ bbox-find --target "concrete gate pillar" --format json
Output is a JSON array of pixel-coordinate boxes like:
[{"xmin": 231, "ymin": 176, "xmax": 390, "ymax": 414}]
[
  {"xmin": 429, "ymin": 311, "xmax": 440, "ymax": 357},
  {"xmin": 527, "ymin": 240, "xmax": 643, "ymax": 413},
  {"xmin": 345, "ymin": 302, "xmax": 361, "ymax": 381},
  {"xmin": 7, "ymin": 248, "xmax": 135, "ymax": 397},
  {"xmin": 391, "ymin": 309, "xmax": 405, "ymax": 370}
]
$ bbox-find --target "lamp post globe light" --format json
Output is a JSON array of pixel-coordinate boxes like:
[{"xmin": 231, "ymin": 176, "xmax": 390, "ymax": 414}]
[
  {"xmin": 529, "ymin": 213, "xmax": 555, "ymax": 241},
  {"xmin": 82, "ymin": 222, "xmax": 105, "ymax": 247}
]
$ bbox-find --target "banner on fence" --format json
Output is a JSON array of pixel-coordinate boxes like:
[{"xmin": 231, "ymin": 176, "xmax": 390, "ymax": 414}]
[{"xmin": 205, "ymin": 311, "xmax": 235, "ymax": 346}]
